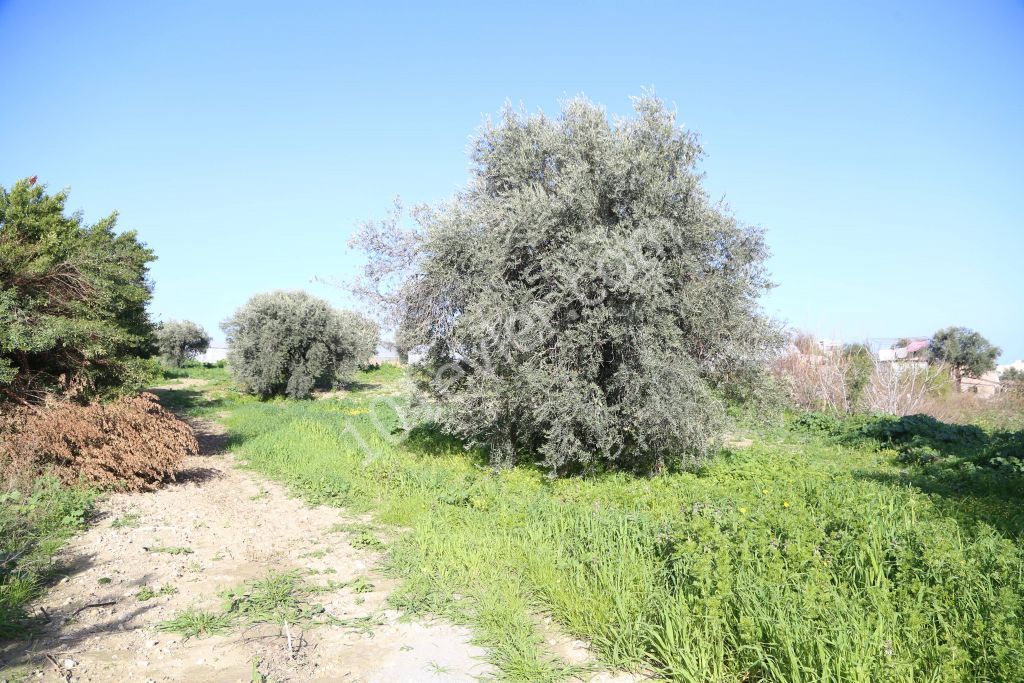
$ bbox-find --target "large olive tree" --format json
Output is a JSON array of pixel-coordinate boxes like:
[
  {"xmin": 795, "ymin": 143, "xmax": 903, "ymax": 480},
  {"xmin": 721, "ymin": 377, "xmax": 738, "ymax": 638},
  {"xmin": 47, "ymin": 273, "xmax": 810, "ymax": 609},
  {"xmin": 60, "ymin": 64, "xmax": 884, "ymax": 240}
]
[{"xmin": 353, "ymin": 96, "xmax": 780, "ymax": 473}]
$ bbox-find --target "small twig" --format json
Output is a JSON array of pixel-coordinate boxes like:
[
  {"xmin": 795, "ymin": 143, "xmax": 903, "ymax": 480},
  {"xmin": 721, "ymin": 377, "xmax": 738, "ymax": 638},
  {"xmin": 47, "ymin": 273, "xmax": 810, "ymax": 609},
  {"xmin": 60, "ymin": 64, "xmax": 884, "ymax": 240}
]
[
  {"xmin": 284, "ymin": 620, "xmax": 295, "ymax": 659},
  {"xmin": 45, "ymin": 653, "xmax": 71, "ymax": 682},
  {"xmin": 72, "ymin": 600, "xmax": 116, "ymax": 616}
]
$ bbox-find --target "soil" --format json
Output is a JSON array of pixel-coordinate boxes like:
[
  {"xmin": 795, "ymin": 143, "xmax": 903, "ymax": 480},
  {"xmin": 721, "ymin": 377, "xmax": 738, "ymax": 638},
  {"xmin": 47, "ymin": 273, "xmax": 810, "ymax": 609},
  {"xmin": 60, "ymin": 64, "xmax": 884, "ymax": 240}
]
[{"xmin": 0, "ymin": 414, "xmax": 491, "ymax": 682}]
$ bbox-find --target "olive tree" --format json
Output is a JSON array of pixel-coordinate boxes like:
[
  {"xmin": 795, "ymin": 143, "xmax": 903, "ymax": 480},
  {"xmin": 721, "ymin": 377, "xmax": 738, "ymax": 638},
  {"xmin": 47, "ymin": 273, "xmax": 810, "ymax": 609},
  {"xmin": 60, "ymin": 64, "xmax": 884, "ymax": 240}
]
[
  {"xmin": 155, "ymin": 320, "xmax": 210, "ymax": 367},
  {"xmin": 352, "ymin": 96, "xmax": 780, "ymax": 473},
  {"xmin": 222, "ymin": 290, "xmax": 377, "ymax": 399},
  {"xmin": 929, "ymin": 326, "xmax": 1000, "ymax": 387}
]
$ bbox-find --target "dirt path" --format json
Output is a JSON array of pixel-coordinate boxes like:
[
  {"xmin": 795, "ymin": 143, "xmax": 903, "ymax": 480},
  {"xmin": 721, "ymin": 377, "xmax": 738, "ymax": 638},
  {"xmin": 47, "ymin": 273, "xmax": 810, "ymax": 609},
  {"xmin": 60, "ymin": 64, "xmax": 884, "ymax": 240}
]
[{"xmin": 0, "ymin": 417, "xmax": 491, "ymax": 682}]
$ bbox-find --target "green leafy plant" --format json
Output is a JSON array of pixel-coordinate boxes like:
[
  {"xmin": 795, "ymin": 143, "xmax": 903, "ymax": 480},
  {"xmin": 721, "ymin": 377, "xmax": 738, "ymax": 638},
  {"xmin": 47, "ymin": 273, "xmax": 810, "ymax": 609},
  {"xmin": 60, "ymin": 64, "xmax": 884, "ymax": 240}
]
[
  {"xmin": 136, "ymin": 584, "xmax": 177, "ymax": 601},
  {"xmin": 352, "ymin": 95, "xmax": 781, "ymax": 473},
  {"xmin": 0, "ymin": 176, "xmax": 157, "ymax": 404},
  {"xmin": 222, "ymin": 291, "xmax": 378, "ymax": 399}
]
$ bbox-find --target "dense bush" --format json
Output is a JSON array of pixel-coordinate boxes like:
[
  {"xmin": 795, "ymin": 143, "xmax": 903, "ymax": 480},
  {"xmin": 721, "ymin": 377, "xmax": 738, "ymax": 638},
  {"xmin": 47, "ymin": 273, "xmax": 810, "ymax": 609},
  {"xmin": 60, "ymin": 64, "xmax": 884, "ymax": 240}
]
[
  {"xmin": 793, "ymin": 410, "xmax": 1024, "ymax": 475},
  {"xmin": 0, "ymin": 393, "xmax": 197, "ymax": 492},
  {"xmin": 353, "ymin": 96, "xmax": 780, "ymax": 473},
  {"xmin": 0, "ymin": 177, "xmax": 157, "ymax": 404},
  {"xmin": 155, "ymin": 319, "xmax": 211, "ymax": 367},
  {"xmin": 222, "ymin": 290, "xmax": 378, "ymax": 399}
]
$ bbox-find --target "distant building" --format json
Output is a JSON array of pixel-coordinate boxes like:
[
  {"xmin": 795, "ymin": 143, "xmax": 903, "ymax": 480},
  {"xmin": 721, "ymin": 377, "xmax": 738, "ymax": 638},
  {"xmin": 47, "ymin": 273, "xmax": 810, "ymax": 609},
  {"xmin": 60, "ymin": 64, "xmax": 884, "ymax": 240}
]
[
  {"xmin": 196, "ymin": 345, "xmax": 228, "ymax": 364},
  {"xmin": 961, "ymin": 371, "xmax": 1002, "ymax": 397}
]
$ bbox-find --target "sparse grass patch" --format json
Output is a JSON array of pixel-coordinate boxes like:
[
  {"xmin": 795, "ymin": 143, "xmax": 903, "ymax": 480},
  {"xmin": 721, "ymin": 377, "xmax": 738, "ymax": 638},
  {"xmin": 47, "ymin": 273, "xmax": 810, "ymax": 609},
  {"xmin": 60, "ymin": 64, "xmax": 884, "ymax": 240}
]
[
  {"xmin": 221, "ymin": 571, "xmax": 321, "ymax": 625},
  {"xmin": 137, "ymin": 584, "xmax": 177, "ymax": 601},
  {"xmin": 158, "ymin": 607, "xmax": 233, "ymax": 640},
  {"xmin": 145, "ymin": 545, "xmax": 194, "ymax": 555},
  {"xmin": 161, "ymin": 569, "xmax": 374, "ymax": 643},
  {"xmin": 110, "ymin": 512, "xmax": 141, "ymax": 528}
]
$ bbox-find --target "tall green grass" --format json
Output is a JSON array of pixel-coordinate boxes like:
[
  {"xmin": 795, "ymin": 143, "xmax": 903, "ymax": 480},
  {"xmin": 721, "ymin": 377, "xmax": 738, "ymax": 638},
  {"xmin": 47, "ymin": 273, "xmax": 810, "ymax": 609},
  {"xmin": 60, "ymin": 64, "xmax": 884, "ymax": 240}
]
[
  {"xmin": 175, "ymin": 366, "xmax": 1024, "ymax": 681},
  {"xmin": 0, "ymin": 478, "xmax": 96, "ymax": 639}
]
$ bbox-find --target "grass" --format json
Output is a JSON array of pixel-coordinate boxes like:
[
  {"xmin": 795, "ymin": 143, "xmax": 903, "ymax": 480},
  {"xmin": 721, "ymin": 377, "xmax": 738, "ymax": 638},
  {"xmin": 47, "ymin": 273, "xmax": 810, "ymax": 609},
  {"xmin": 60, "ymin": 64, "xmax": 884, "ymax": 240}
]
[
  {"xmin": 110, "ymin": 512, "xmax": 141, "ymax": 528},
  {"xmin": 157, "ymin": 607, "xmax": 233, "ymax": 640},
  {"xmin": 137, "ymin": 584, "xmax": 177, "ymax": 601},
  {"xmin": 145, "ymin": 545, "xmax": 194, "ymax": 555},
  {"xmin": 160, "ymin": 569, "xmax": 372, "ymax": 641},
  {"xmin": 159, "ymin": 365, "xmax": 1024, "ymax": 681},
  {"xmin": 0, "ymin": 477, "xmax": 96, "ymax": 639}
]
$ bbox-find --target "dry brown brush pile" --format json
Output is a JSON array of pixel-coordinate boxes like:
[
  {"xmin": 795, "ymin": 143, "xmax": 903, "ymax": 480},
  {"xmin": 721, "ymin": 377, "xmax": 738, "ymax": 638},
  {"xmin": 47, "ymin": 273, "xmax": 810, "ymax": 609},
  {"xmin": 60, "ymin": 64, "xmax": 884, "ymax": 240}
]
[{"xmin": 0, "ymin": 393, "xmax": 197, "ymax": 492}]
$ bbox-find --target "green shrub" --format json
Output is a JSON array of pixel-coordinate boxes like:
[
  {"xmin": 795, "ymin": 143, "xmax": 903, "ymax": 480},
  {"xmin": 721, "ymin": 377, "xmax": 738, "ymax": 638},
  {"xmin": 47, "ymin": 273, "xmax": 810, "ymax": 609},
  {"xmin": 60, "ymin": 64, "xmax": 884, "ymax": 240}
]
[
  {"xmin": 0, "ymin": 177, "xmax": 157, "ymax": 403},
  {"xmin": 155, "ymin": 320, "xmax": 210, "ymax": 367},
  {"xmin": 353, "ymin": 96, "xmax": 780, "ymax": 473},
  {"xmin": 222, "ymin": 290, "xmax": 377, "ymax": 399},
  {"xmin": 793, "ymin": 410, "xmax": 1024, "ymax": 476}
]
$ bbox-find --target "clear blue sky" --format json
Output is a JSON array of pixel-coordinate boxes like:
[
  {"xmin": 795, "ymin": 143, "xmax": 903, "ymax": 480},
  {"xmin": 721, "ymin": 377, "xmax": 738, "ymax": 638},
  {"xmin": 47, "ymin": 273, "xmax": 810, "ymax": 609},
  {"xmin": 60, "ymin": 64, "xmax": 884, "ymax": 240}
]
[{"xmin": 2, "ymin": 0, "xmax": 1022, "ymax": 360}]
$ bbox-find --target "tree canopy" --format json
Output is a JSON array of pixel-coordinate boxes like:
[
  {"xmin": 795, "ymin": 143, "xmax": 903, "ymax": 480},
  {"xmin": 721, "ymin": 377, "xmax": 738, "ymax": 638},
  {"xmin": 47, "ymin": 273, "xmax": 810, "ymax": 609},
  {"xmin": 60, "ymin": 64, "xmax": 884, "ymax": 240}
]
[
  {"xmin": 222, "ymin": 290, "xmax": 378, "ymax": 399},
  {"xmin": 0, "ymin": 177, "xmax": 156, "ymax": 403},
  {"xmin": 930, "ymin": 326, "xmax": 1000, "ymax": 383},
  {"xmin": 155, "ymin": 320, "xmax": 211, "ymax": 367},
  {"xmin": 353, "ymin": 96, "xmax": 780, "ymax": 473}
]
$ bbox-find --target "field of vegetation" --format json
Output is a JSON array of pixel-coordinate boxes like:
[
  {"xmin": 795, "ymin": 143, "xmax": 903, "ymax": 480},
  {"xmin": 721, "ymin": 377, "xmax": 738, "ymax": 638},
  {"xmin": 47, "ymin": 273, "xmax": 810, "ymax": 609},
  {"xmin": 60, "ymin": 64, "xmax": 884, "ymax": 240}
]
[
  {"xmin": 160, "ymin": 363, "xmax": 1024, "ymax": 682},
  {"xmin": 3, "ymin": 97, "xmax": 1021, "ymax": 681}
]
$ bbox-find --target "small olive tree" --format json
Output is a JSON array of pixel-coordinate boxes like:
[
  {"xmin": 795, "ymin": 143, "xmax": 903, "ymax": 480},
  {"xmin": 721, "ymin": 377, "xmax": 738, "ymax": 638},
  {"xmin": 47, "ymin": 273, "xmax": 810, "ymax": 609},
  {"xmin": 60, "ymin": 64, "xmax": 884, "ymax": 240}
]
[
  {"xmin": 222, "ymin": 291, "xmax": 378, "ymax": 399},
  {"xmin": 155, "ymin": 320, "xmax": 210, "ymax": 367},
  {"xmin": 352, "ymin": 95, "xmax": 780, "ymax": 473},
  {"xmin": 929, "ymin": 326, "xmax": 1000, "ymax": 387}
]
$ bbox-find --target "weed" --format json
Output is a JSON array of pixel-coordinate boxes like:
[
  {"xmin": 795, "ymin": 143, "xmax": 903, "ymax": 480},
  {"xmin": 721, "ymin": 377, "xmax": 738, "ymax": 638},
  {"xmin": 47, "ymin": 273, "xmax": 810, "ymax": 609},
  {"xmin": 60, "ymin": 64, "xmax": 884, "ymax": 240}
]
[
  {"xmin": 137, "ymin": 585, "xmax": 177, "ymax": 601},
  {"xmin": 146, "ymin": 545, "xmax": 194, "ymax": 555},
  {"xmin": 322, "ymin": 613, "xmax": 384, "ymax": 635},
  {"xmin": 426, "ymin": 661, "xmax": 454, "ymax": 674},
  {"xmin": 348, "ymin": 577, "xmax": 374, "ymax": 593},
  {"xmin": 98, "ymin": 577, "xmax": 112, "ymax": 585},
  {"xmin": 349, "ymin": 531, "xmax": 385, "ymax": 550},
  {"xmin": 158, "ymin": 608, "xmax": 233, "ymax": 640},
  {"xmin": 221, "ymin": 571, "xmax": 322, "ymax": 624},
  {"xmin": 250, "ymin": 658, "xmax": 267, "ymax": 682},
  {"xmin": 110, "ymin": 512, "xmax": 141, "ymax": 529}
]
